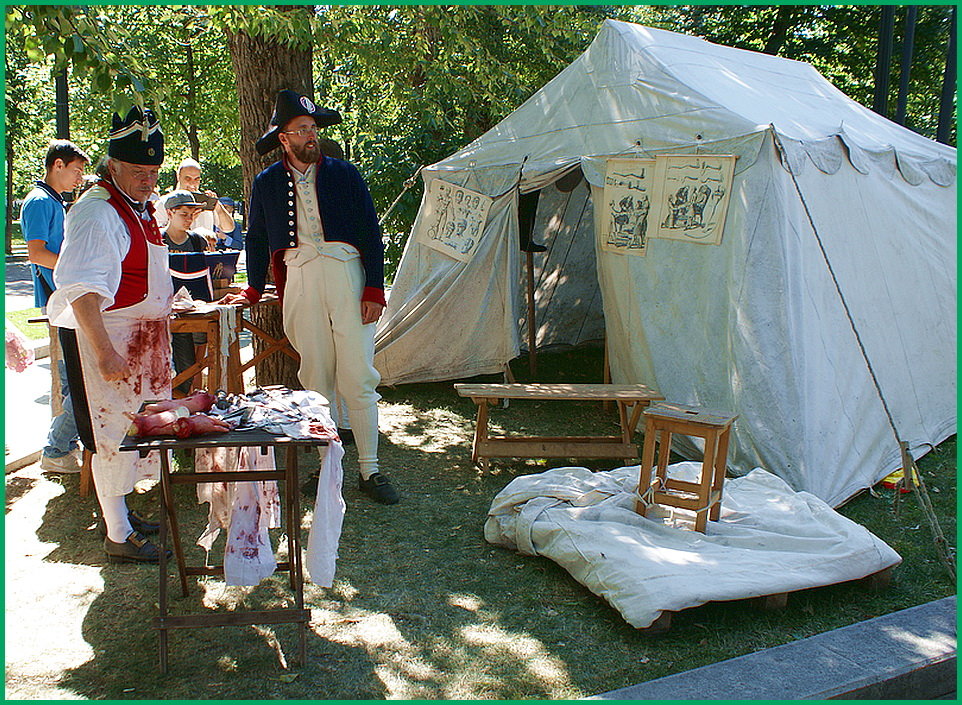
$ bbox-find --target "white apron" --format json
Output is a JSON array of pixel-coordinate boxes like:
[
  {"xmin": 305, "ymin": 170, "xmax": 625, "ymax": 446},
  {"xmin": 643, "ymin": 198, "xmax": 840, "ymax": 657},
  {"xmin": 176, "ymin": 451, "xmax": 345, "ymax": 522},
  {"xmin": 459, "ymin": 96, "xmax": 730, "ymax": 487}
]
[{"xmin": 78, "ymin": 238, "xmax": 174, "ymax": 497}]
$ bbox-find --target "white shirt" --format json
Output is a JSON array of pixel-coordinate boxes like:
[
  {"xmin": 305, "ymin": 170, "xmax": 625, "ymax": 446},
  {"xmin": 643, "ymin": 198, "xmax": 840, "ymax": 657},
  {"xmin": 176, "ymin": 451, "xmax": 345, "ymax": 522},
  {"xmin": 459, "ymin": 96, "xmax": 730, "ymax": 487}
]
[{"xmin": 47, "ymin": 185, "xmax": 169, "ymax": 328}]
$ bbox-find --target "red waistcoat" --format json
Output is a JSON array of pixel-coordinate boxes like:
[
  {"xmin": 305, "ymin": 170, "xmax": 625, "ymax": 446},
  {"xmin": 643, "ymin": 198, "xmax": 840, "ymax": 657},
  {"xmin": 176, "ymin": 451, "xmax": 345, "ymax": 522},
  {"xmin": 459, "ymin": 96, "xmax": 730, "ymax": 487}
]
[{"xmin": 99, "ymin": 179, "xmax": 163, "ymax": 311}]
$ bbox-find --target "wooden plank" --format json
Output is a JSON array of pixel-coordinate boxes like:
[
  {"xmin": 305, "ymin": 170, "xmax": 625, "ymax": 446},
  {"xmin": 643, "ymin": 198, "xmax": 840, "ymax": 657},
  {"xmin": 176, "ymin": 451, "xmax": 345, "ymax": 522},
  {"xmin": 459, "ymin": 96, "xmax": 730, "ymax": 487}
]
[
  {"xmin": 485, "ymin": 435, "xmax": 626, "ymax": 444},
  {"xmin": 477, "ymin": 439, "xmax": 638, "ymax": 459},
  {"xmin": 170, "ymin": 470, "xmax": 287, "ymax": 484},
  {"xmin": 454, "ymin": 382, "xmax": 662, "ymax": 402},
  {"xmin": 640, "ymin": 610, "xmax": 672, "ymax": 635},
  {"xmin": 184, "ymin": 561, "xmax": 293, "ymax": 577},
  {"xmin": 156, "ymin": 608, "xmax": 311, "ymax": 629},
  {"xmin": 759, "ymin": 593, "xmax": 789, "ymax": 611},
  {"xmin": 644, "ymin": 402, "xmax": 737, "ymax": 428}
]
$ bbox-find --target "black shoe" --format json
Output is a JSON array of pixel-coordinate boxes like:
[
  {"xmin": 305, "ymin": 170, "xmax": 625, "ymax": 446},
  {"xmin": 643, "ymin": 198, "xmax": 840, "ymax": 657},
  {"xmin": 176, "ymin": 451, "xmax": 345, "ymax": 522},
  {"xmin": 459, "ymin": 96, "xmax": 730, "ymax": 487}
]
[
  {"xmin": 337, "ymin": 428, "xmax": 355, "ymax": 446},
  {"xmin": 104, "ymin": 531, "xmax": 170, "ymax": 564},
  {"xmin": 358, "ymin": 472, "xmax": 399, "ymax": 505},
  {"xmin": 97, "ymin": 509, "xmax": 160, "ymax": 537}
]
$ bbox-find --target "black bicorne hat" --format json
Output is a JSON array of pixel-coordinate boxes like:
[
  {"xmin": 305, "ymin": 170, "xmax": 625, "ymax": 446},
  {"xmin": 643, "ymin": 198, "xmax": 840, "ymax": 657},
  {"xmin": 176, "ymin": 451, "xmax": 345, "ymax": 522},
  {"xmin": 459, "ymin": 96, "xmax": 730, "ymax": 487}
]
[
  {"xmin": 255, "ymin": 89, "xmax": 342, "ymax": 156},
  {"xmin": 107, "ymin": 106, "xmax": 164, "ymax": 165}
]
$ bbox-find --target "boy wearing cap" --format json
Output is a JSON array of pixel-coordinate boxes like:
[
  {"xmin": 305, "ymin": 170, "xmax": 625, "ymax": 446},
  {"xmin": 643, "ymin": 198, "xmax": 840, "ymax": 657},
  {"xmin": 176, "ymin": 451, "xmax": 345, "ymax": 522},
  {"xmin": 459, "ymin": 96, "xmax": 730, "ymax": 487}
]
[
  {"xmin": 162, "ymin": 190, "xmax": 212, "ymax": 393},
  {"xmin": 221, "ymin": 89, "xmax": 398, "ymax": 505},
  {"xmin": 47, "ymin": 106, "xmax": 173, "ymax": 563}
]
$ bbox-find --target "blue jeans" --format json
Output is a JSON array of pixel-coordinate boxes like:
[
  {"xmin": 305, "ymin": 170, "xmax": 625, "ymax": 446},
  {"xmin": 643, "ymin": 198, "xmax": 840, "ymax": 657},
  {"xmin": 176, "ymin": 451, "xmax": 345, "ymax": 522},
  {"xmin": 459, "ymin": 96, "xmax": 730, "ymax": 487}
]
[{"xmin": 43, "ymin": 360, "xmax": 79, "ymax": 458}]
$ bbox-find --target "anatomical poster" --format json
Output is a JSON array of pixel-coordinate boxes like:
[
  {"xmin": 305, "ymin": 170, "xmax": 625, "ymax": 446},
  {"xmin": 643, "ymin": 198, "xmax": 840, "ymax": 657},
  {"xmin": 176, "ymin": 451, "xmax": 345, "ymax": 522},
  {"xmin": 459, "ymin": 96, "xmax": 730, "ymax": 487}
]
[
  {"xmin": 416, "ymin": 179, "xmax": 492, "ymax": 262},
  {"xmin": 651, "ymin": 154, "xmax": 736, "ymax": 245},
  {"xmin": 601, "ymin": 158, "xmax": 657, "ymax": 256}
]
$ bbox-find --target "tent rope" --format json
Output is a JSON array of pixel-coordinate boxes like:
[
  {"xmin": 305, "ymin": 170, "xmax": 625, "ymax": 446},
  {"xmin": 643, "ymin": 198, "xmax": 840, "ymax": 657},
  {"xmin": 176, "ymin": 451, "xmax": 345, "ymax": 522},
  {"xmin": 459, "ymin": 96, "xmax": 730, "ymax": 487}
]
[
  {"xmin": 772, "ymin": 130, "xmax": 955, "ymax": 579},
  {"xmin": 378, "ymin": 165, "xmax": 424, "ymax": 226}
]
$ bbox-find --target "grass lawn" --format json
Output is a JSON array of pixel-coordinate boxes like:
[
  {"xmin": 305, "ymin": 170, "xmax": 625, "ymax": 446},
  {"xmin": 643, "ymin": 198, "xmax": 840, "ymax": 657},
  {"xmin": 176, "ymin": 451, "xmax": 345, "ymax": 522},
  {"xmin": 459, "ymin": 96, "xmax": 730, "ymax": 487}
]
[{"xmin": 4, "ymin": 345, "xmax": 955, "ymax": 699}]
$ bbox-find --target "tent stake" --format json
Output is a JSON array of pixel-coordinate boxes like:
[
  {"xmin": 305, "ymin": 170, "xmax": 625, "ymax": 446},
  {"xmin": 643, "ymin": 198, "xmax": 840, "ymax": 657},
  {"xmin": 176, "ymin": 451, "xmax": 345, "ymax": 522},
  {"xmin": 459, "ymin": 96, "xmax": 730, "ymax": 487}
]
[{"xmin": 899, "ymin": 442, "xmax": 956, "ymax": 582}]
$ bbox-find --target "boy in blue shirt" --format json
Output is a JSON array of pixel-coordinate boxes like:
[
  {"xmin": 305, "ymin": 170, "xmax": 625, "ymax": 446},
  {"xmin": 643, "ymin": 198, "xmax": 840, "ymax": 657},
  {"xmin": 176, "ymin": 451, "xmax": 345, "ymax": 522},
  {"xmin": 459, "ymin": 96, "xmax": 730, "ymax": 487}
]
[{"xmin": 21, "ymin": 139, "xmax": 89, "ymax": 472}]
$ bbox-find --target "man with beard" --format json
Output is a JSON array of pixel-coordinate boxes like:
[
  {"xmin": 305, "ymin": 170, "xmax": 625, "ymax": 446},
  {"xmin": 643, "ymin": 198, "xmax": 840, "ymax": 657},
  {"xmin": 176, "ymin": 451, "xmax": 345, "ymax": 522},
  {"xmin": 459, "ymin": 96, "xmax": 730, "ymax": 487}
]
[{"xmin": 221, "ymin": 89, "xmax": 398, "ymax": 505}]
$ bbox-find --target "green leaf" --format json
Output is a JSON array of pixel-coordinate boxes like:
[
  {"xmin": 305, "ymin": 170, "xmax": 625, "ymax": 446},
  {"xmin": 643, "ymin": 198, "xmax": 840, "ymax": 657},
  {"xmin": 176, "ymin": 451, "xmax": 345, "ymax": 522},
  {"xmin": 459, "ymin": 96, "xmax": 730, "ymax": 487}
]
[
  {"xmin": 94, "ymin": 70, "xmax": 113, "ymax": 93},
  {"xmin": 112, "ymin": 93, "xmax": 133, "ymax": 116}
]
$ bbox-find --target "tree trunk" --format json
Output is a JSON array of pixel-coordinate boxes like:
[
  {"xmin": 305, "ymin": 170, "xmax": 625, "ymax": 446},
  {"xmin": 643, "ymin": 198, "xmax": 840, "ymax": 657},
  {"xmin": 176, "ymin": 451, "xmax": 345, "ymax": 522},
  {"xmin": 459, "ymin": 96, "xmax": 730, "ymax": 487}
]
[
  {"xmin": 762, "ymin": 6, "xmax": 800, "ymax": 55},
  {"xmin": 5, "ymin": 142, "xmax": 14, "ymax": 255},
  {"xmin": 185, "ymin": 41, "xmax": 201, "ymax": 161},
  {"xmin": 226, "ymin": 6, "xmax": 313, "ymax": 388}
]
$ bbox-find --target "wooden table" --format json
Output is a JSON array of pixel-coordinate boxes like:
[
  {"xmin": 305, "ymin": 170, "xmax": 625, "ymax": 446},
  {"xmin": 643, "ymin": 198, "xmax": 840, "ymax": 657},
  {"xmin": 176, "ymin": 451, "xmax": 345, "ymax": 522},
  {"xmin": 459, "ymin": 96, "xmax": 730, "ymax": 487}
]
[
  {"xmin": 120, "ymin": 427, "xmax": 327, "ymax": 672},
  {"xmin": 170, "ymin": 294, "xmax": 299, "ymax": 395},
  {"xmin": 454, "ymin": 383, "xmax": 664, "ymax": 470}
]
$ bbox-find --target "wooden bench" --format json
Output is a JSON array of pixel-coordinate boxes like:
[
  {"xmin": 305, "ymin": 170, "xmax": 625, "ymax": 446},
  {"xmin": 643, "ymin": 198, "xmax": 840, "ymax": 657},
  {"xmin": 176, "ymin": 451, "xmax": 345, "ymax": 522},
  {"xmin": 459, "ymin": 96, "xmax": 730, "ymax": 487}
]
[{"xmin": 454, "ymin": 383, "xmax": 663, "ymax": 470}]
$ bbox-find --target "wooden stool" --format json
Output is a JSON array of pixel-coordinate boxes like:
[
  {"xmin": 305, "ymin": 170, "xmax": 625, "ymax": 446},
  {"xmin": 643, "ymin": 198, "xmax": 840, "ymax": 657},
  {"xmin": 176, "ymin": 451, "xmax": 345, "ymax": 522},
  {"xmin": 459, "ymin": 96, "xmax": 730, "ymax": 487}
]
[{"xmin": 635, "ymin": 402, "xmax": 737, "ymax": 533}]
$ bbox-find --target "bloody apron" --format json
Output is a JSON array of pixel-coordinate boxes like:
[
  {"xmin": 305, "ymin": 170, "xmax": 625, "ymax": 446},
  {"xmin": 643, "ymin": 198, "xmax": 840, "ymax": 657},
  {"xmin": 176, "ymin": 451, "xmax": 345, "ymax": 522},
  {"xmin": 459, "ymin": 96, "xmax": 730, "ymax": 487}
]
[{"xmin": 77, "ymin": 236, "xmax": 173, "ymax": 496}]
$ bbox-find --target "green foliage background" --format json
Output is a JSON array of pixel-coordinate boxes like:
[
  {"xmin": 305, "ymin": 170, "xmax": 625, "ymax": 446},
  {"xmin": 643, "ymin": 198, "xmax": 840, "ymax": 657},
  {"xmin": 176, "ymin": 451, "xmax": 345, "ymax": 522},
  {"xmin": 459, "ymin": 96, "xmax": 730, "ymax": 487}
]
[{"xmin": 5, "ymin": 4, "xmax": 956, "ymax": 277}]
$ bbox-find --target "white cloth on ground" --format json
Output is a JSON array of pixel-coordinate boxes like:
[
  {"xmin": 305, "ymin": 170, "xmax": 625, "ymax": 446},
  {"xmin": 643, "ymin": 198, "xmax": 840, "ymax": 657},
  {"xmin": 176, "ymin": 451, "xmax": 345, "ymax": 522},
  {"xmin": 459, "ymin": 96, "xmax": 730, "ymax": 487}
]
[{"xmin": 484, "ymin": 463, "xmax": 902, "ymax": 629}]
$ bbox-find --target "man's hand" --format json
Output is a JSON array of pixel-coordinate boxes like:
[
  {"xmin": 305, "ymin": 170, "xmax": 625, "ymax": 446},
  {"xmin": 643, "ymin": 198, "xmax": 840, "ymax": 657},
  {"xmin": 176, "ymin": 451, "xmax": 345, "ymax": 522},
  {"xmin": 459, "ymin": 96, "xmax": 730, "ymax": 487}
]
[
  {"xmin": 218, "ymin": 292, "xmax": 248, "ymax": 305},
  {"xmin": 361, "ymin": 300, "xmax": 384, "ymax": 325},
  {"xmin": 96, "ymin": 347, "xmax": 130, "ymax": 381}
]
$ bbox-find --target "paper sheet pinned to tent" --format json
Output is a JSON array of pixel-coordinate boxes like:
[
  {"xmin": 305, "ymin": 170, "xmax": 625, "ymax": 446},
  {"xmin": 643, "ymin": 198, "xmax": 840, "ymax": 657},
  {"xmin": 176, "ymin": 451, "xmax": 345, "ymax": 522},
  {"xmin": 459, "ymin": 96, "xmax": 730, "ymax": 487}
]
[{"xmin": 484, "ymin": 463, "xmax": 901, "ymax": 629}]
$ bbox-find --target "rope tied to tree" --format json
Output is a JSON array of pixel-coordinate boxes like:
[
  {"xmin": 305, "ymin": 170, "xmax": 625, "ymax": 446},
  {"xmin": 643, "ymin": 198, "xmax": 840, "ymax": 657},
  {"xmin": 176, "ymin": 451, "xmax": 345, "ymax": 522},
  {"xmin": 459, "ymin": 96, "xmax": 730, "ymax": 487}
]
[{"xmin": 378, "ymin": 165, "xmax": 424, "ymax": 227}]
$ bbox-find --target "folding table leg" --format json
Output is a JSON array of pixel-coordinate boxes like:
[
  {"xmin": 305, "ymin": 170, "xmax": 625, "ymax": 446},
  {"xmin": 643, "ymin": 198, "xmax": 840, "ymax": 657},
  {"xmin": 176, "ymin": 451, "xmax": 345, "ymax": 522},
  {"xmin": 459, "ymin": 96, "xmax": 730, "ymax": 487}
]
[
  {"xmin": 160, "ymin": 453, "xmax": 189, "ymax": 597},
  {"xmin": 158, "ymin": 451, "xmax": 170, "ymax": 673},
  {"xmin": 287, "ymin": 447, "xmax": 307, "ymax": 666}
]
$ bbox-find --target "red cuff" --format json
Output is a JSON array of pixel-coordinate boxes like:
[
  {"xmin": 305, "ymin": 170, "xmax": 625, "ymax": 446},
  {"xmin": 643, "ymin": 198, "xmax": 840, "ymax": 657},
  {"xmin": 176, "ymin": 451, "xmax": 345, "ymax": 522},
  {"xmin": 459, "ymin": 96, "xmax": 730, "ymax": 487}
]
[
  {"xmin": 242, "ymin": 286, "xmax": 262, "ymax": 304},
  {"xmin": 361, "ymin": 286, "xmax": 386, "ymax": 307}
]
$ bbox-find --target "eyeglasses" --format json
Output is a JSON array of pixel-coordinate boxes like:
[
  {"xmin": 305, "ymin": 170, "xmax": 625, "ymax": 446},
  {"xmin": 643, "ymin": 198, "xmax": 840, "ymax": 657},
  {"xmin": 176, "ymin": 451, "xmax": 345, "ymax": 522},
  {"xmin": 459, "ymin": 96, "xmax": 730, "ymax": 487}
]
[{"xmin": 282, "ymin": 124, "xmax": 319, "ymax": 138}]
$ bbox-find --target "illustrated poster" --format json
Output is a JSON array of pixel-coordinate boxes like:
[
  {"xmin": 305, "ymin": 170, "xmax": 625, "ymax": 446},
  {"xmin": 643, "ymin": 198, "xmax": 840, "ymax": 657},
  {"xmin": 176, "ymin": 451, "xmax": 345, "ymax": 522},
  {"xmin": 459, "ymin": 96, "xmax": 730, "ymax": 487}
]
[
  {"xmin": 600, "ymin": 158, "xmax": 656, "ymax": 256},
  {"xmin": 652, "ymin": 154, "xmax": 736, "ymax": 245},
  {"xmin": 416, "ymin": 180, "xmax": 492, "ymax": 262}
]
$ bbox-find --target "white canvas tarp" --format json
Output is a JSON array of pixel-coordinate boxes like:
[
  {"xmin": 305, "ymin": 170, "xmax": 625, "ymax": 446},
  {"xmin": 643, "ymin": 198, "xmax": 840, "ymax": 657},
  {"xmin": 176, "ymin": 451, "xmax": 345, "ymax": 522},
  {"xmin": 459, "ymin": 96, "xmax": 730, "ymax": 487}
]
[
  {"xmin": 375, "ymin": 20, "xmax": 956, "ymax": 506},
  {"xmin": 484, "ymin": 463, "xmax": 902, "ymax": 629}
]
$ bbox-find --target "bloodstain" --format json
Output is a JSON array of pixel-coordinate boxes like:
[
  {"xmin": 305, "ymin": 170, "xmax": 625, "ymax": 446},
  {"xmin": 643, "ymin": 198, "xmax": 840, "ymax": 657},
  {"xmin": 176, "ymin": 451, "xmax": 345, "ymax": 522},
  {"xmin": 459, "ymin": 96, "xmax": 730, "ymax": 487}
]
[{"xmin": 124, "ymin": 318, "xmax": 171, "ymax": 398}]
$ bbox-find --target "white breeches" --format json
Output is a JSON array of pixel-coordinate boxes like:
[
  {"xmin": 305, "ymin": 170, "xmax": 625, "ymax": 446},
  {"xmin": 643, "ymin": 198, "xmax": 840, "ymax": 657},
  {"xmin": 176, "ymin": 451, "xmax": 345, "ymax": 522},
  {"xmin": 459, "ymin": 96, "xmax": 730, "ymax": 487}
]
[{"xmin": 282, "ymin": 248, "xmax": 381, "ymax": 474}]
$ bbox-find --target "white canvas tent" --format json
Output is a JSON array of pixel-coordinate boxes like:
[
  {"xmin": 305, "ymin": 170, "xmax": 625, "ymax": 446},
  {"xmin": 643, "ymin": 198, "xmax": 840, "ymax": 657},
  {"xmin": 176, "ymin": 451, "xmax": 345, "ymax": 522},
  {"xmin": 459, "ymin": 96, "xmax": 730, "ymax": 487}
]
[{"xmin": 374, "ymin": 20, "xmax": 956, "ymax": 506}]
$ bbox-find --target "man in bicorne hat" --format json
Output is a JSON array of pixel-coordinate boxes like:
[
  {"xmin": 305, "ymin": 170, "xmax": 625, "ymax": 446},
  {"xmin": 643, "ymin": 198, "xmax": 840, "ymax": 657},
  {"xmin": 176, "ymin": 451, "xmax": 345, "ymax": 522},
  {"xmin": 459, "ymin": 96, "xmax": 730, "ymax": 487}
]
[
  {"xmin": 221, "ymin": 89, "xmax": 399, "ymax": 505},
  {"xmin": 47, "ymin": 106, "xmax": 173, "ymax": 563}
]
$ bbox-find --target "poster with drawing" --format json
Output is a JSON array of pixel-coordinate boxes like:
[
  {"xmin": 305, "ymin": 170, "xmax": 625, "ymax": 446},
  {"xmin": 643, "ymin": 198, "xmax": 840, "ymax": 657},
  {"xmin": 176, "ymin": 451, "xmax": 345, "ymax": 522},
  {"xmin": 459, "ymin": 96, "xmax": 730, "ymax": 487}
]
[
  {"xmin": 601, "ymin": 159, "xmax": 657, "ymax": 256},
  {"xmin": 415, "ymin": 179, "xmax": 492, "ymax": 262},
  {"xmin": 652, "ymin": 154, "xmax": 736, "ymax": 245}
]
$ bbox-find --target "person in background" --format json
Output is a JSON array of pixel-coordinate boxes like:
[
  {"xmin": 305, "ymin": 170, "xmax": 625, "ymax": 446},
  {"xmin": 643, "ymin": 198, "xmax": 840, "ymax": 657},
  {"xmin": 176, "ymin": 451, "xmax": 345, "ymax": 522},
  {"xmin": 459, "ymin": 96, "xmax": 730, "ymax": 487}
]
[
  {"xmin": 154, "ymin": 158, "xmax": 234, "ymax": 235},
  {"xmin": 214, "ymin": 196, "xmax": 244, "ymax": 250},
  {"xmin": 21, "ymin": 139, "xmax": 89, "ymax": 473},
  {"xmin": 220, "ymin": 89, "xmax": 398, "ymax": 505},
  {"xmin": 162, "ymin": 190, "xmax": 212, "ymax": 393}
]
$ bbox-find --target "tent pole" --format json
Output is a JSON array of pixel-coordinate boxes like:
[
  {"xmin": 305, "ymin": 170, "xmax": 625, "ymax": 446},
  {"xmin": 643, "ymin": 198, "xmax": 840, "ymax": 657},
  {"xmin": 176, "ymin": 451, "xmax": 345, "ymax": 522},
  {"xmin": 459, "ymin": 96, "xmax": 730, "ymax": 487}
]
[{"xmin": 526, "ymin": 250, "xmax": 537, "ymax": 376}]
